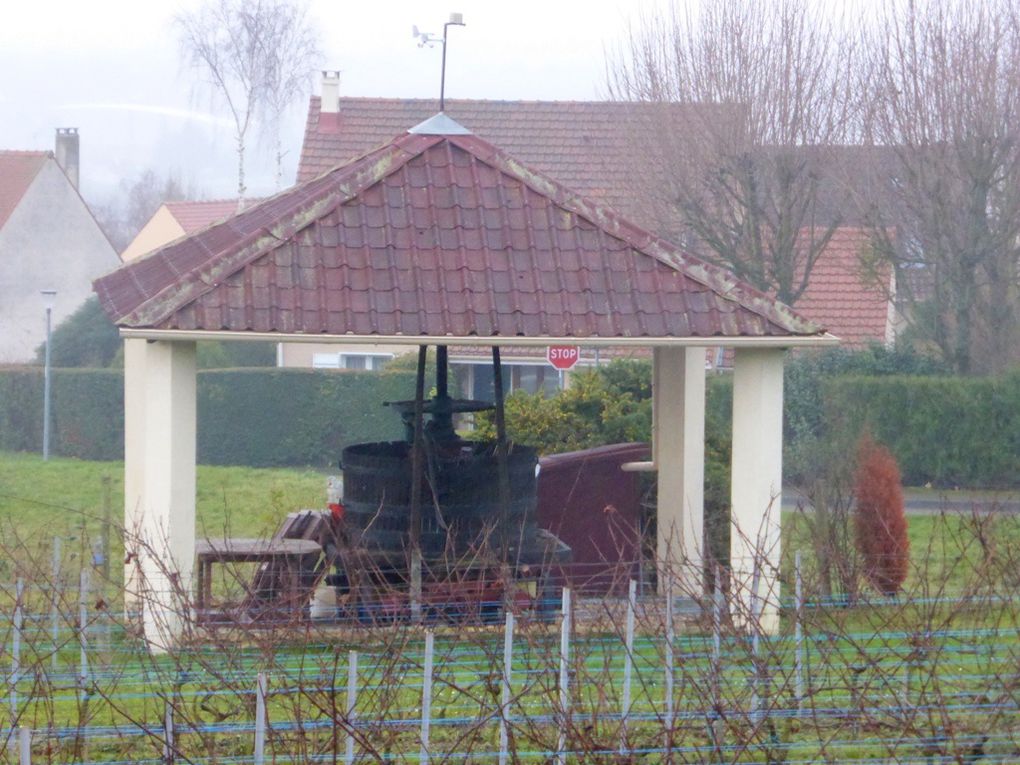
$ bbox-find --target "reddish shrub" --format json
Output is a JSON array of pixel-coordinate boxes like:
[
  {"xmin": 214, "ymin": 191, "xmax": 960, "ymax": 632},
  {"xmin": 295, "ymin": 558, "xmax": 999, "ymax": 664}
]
[{"xmin": 853, "ymin": 433, "xmax": 909, "ymax": 595}]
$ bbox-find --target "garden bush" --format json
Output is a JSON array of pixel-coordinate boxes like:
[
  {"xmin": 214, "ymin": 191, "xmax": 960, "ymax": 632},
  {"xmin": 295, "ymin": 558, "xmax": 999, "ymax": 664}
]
[{"xmin": 853, "ymin": 433, "xmax": 909, "ymax": 596}]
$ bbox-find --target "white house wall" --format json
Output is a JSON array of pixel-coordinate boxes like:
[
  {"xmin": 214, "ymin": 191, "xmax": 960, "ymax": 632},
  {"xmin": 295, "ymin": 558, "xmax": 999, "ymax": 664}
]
[{"xmin": 0, "ymin": 160, "xmax": 119, "ymax": 362}]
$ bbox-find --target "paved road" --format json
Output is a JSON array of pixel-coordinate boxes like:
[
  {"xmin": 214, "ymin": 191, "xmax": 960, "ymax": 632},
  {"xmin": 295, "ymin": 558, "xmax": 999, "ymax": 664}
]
[{"xmin": 782, "ymin": 489, "xmax": 1020, "ymax": 515}]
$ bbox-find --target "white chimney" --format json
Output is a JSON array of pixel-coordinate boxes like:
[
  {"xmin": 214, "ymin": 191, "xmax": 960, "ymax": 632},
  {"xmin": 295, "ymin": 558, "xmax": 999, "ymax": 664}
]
[
  {"xmin": 55, "ymin": 128, "xmax": 80, "ymax": 190},
  {"xmin": 321, "ymin": 70, "xmax": 341, "ymax": 114}
]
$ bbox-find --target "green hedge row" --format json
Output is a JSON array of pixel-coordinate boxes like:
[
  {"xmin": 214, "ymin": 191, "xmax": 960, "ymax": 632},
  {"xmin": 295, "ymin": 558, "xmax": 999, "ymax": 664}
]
[
  {"xmin": 4, "ymin": 364, "xmax": 1019, "ymax": 486},
  {"xmin": 196, "ymin": 369, "xmax": 411, "ymax": 466},
  {"xmin": 0, "ymin": 368, "xmax": 124, "ymax": 459},
  {"xmin": 0, "ymin": 367, "xmax": 414, "ymax": 468},
  {"xmin": 824, "ymin": 373, "xmax": 1020, "ymax": 488}
]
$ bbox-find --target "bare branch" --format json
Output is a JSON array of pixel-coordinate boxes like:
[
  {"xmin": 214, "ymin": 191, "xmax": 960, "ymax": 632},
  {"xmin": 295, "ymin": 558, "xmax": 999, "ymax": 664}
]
[{"xmin": 175, "ymin": 0, "xmax": 322, "ymax": 201}]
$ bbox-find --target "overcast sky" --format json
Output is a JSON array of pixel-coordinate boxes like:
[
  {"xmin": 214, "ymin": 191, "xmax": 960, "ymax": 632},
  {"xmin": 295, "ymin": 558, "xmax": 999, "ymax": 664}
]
[{"xmin": 0, "ymin": 0, "xmax": 640, "ymax": 206}]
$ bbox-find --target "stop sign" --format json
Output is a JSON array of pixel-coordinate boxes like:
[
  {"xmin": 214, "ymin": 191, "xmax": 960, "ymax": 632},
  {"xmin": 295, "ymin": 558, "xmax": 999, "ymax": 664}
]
[{"xmin": 546, "ymin": 345, "xmax": 580, "ymax": 371}]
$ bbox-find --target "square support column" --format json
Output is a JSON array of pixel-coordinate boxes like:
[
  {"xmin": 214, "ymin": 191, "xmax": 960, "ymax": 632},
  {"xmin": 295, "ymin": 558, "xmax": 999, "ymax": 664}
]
[
  {"xmin": 123, "ymin": 338, "xmax": 147, "ymax": 612},
  {"xmin": 653, "ymin": 347, "xmax": 706, "ymax": 596},
  {"xmin": 730, "ymin": 348, "xmax": 784, "ymax": 633},
  {"xmin": 125, "ymin": 340, "xmax": 197, "ymax": 650}
]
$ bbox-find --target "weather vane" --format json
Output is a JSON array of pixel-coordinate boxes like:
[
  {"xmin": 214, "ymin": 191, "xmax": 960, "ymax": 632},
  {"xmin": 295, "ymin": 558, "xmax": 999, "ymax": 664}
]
[{"xmin": 413, "ymin": 12, "xmax": 466, "ymax": 112}]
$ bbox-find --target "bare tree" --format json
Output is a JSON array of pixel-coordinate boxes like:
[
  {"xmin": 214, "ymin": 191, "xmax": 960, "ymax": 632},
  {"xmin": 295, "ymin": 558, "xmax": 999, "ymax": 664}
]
[
  {"xmin": 176, "ymin": 0, "xmax": 322, "ymax": 203},
  {"xmin": 91, "ymin": 170, "xmax": 192, "ymax": 252},
  {"xmin": 860, "ymin": 0, "xmax": 1020, "ymax": 374},
  {"xmin": 607, "ymin": 0, "xmax": 860, "ymax": 306},
  {"xmin": 257, "ymin": 2, "xmax": 322, "ymax": 189}
]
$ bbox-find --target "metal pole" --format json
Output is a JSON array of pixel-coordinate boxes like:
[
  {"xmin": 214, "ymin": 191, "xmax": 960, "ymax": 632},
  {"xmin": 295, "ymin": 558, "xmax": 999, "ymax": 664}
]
[
  {"xmin": 499, "ymin": 611, "xmax": 514, "ymax": 765},
  {"xmin": 711, "ymin": 566, "xmax": 723, "ymax": 750},
  {"xmin": 51, "ymin": 537, "xmax": 60, "ymax": 671},
  {"xmin": 100, "ymin": 475, "xmax": 112, "ymax": 584},
  {"xmin": 491, "ymin": 347, "xmax": 512, "ymax": 558},
  {"xmin": 78, "ymin": 568, "xmax": 88, "ymax": 689},
  {"xmin": 439, "ymin": 27, "xmax": 448, "ymax": 111},
  {"xmin": 620, "ymin": 579, "xmax": 637, "ymax": 755},
  {"xmin": 665, "ymin": 575, "xmax": 675, "ymax": 744},
  {"xmin": 750, "ymin": 564, "xmax": 761, "ymax": 725},
  {"xmin": 42, "ymin": 305, "xmax": 52, "ymax": 461},
  {"xmin": 254, "ymin": 672, "xmax": 267, "ymax": 765},
  {"xmin": 345, "ymin": 651, "xmax": 358, "ymax": 765},
  {"xmin": 420, "ymin": 630, "xmax": 434, "ymax": 765},
  {"xmin": 11, "ymin": 579, "xmax": 23, "ymax": 719},
  {"xmin": 556, "ymin": 587, "xmax": 571, "ymax": 765},
  {"xmin": 18, "ymin": 726, "xmax": 30, "ymax": 765},
  {"xmin": 795, "ymin": 551, "xmax": 804, "ymax": 717},
  {"xmin": 409, "ymin": 347, "xmax": 427, "ymax": 623},
  {"xmin": 438, "ymin": 17, "xmax": 465, "ymax": 111},
  {"xmin": 163, "ymin": 701, "xmax": 175, "ymax": 765},
  {"xmin": 712, "ymin": 567, "xmax": 722, "ymax": 671}
]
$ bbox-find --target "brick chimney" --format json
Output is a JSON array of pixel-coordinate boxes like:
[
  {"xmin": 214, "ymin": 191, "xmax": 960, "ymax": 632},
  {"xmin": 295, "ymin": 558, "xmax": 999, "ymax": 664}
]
[
  {"xmin": 55, "ymin": 128, "xmax": 80, "ymax": 190},
  {"xmin": 321, "ymin": 71, "xmax": 340, "ymax": 114}
]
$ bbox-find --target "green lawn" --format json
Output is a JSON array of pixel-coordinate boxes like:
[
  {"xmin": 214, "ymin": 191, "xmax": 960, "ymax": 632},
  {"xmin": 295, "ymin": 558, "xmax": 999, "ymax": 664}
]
[
  {"xmin": 0, "ymin": 451, "xmax": 328, "ymax": 544},
  {"xmin": 1, "ymin": 452, "xmax": 1019, "ymax": 762},
  {"xmin": 4, "ymin": 450, "xmax": 1013, "ymax": 589}
]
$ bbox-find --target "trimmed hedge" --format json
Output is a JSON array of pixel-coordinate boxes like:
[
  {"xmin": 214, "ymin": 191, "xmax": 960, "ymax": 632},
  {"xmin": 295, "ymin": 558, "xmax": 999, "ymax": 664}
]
[
  {"xmin": 4, "ymin": 362, "xmax": 1019, "ymax": 486},
  {"xmin": 196, "ymin": 369, "xmax": 412, "ymax": 467},
  {"xmin": 0, "ymin": 367, "xmax": 415, "ymax": 468},
  {"xmin": 0, "ymin": 367, "xmax": 123, "ymax": 459},
  {"xmin": 824, "ymin": 373, "xmax": 1020, "ymax": 488}
]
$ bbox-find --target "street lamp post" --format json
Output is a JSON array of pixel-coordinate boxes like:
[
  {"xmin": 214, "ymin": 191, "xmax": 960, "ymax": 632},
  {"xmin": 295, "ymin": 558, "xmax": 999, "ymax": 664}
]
[{"xmin": 41, "ymin": 290, "xmax": 57, "ymax": 461}]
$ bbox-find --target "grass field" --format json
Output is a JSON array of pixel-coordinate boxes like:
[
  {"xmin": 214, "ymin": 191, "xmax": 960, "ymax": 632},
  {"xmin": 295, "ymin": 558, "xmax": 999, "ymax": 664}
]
[
  {"xmin": 0, "ymin": 452, "xmax": 328, "ymax": 540},
  {"xmin": 2, "ymin": 452, "xmax": 1020, "ymax": 762},
  {"xmin": 2, "ymin": 451, "xmax": 1004, "ymax": 557}
]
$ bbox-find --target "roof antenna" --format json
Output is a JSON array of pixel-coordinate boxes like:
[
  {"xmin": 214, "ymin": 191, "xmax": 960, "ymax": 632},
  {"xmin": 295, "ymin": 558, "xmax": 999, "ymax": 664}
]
[{"xmin": 412, "ymin": 13, "xmax": 466, "ymax": 112}]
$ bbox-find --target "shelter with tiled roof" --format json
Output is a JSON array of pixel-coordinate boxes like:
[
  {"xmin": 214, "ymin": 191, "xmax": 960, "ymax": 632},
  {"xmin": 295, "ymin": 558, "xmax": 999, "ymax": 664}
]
[
  {"xmin": 95, "ymin": 113, "xmax": 835, "ymax": 647},
  {"xmin": 0, "ymin": 132, "xmax": 119, "ymax": 362}
]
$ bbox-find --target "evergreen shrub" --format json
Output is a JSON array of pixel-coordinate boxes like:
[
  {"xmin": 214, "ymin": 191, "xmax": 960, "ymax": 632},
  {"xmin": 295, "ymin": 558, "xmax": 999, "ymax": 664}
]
[{"xmin": 853, "ymin": 433, "xmax": 909, "ymax": 596}]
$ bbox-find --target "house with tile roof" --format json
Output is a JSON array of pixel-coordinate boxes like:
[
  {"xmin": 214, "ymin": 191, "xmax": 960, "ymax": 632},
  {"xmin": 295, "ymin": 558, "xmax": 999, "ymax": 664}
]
[
  {"xmin": 0, "ymin": 130, "xmax": 120, "ymax": 363},
  {"xmin": 121, "ymin": 199, "xmax": 247, "ymax": 262},
  {"xmin": 289, "ymin": 81, "xmax": 898, "ymax": 384}
]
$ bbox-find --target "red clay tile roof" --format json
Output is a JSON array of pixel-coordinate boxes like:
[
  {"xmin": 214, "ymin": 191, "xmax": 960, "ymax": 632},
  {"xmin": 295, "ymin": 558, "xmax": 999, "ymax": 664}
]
[
  {"xmin": 298, "ymin": 98, "xmax": 895, "ymax": 346},
  {"xmin": 165, "ymin": 199, "xmax": 249, "ymax": 234},
  {"xmin": 0, "ymin": 151, "xmax": 50, "ymax": 229},
  {"xmin": 795, "ymin": 229, "xmax": 892, "ymax": 347},
  {"xmin": 299, "ymin": 98, "xmax": 717, "ymax": 227},
  {"xmin": 94, "ymin": 125, "xmax": 823, "ymax": 341}
]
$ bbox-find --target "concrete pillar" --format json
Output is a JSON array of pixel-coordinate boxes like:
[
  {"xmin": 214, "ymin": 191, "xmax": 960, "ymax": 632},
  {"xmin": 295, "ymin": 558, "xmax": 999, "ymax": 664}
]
[
  {"xmin": 123, "ymin": 338, "xmax": 147, "ymax": 612},
  {"xmin": 653, "ymin": 347, "xmax": 706, "ymax": 596},
  {"xmin": 730, "ymin": 348, "xmax": 785, "ymax": 633},
  {"xmin": 137, "ymin": 340, "xmax": 197, "ymax": 650}
]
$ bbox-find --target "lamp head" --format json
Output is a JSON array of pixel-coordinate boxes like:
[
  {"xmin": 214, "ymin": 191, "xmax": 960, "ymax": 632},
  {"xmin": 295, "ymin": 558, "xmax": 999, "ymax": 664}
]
[{"xmin": 40, "ymin": 289, "xmax": 57, "ymax": 311}]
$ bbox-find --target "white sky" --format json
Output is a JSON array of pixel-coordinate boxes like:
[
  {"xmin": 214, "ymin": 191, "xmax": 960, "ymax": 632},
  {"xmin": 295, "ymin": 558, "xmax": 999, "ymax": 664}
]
[{"xmin": 0, "ymin": 0, "xmax": 642, "ymax": 204}]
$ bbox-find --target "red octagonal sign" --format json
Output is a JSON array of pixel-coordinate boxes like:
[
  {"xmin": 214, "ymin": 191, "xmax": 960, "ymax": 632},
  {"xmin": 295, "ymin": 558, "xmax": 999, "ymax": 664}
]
[{"xmin": 546, "ymin": 345, "xmax": 580, "ymax": 371}]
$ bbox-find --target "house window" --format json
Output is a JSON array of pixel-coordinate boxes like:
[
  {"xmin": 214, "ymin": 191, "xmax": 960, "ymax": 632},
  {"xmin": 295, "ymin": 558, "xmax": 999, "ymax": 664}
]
[
  {"xmin": 339, "ymin": 353, "xmax": 393, "ymax": 371},
  {"xmin": 312, "ymin": 352, "xmax": 394, "ymax": 370},
  {"xmin": 467, "ymin": 362, "xmax": 560, "ymax": 400},
  {"xmin": 312, "ymin": 353, "xmax": 341, "ymax": 369}
]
